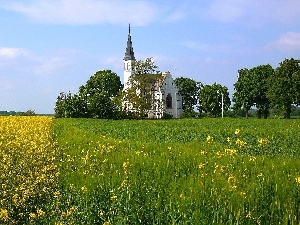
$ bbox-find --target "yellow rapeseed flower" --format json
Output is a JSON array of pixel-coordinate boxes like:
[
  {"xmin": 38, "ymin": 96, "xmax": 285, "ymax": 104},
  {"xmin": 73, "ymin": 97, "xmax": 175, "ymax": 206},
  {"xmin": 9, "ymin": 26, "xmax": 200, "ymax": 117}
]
[
  {"xmin": 0, "ymin": 116, "xmax": 57, "ymax": 222},
  {"xmin": 29, "ymin": 212, "xmax": 36, "ymax": 220},
  {"xmin": 99, "ymin": 211, "xmax": 104, "ymax": 218},
  {"xmin": 103, "ymin": 222, "xmax": 111, "ymax": 225},
  {"xmin": 227, "ymin": 137, "xmax": 231, "ymax": 143},
  {"xmin": 111, "ymin": 195, "xmax": 118, "ymax": 201},
  {"xmin": 228, "ymin": 176, "xmax": 237, "ymax": 184},
  {"xmin": 206, "ymin": 135, "xmax": 213, "ymax": 143},
  {"xmin": 81, "ymin": 186, "xmax": 88, "ymax": 193},
  {"xmin": 234, "ymin": 129, "xmax": 240, "ymax": 135},
  {"xmin": 198, "ymin": 163, "xmax": 205, "ymax": 169},
  {"xmin": 236, "ymin": 138, "xmax": 247, "ymax": 147},
  {"xmin": 0, "ymin": 209, "xmax": 9, "ymax": 222},
  {"xmin": 225, "ymin": 148, "xmax": 237, "ymax": 155},
  {"xmin": 258, "ymin": 138, "xmax": 269, "ymax": 147},
  {"xmin": 37, "ymin": 208, "xmax": 45, "ymax": 217}
]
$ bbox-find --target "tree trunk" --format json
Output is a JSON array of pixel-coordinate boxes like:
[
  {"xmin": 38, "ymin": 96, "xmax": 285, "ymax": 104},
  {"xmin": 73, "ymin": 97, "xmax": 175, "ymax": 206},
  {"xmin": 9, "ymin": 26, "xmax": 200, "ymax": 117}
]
[
  {"xmin": 285, "ymin": 107, "xmax": 291, "ymax": 119},
  {"xmin": 263, "ymin": 110, "xmax": 268, "ymax": 119},
  {"xmin": 246, "ymin": 110, "xmax": 249, "ymax": 119},
  {"xmin": 257, "ymin": 110, "xmax": 262, "ymax": 119}
]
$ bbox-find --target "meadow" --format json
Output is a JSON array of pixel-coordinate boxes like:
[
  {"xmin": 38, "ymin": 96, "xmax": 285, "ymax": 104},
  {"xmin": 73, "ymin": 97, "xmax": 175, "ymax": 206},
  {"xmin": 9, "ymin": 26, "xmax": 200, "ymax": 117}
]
[{"xmin": 1, "ymin": 117, "xmax": 300, "ymax": 224}]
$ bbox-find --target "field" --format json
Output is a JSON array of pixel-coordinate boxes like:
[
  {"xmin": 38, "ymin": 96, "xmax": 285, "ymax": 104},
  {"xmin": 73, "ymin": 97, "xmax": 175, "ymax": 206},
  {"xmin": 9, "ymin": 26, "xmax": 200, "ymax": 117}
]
[{"xmin": 1, "ymin": 117, "xmax": 300, "ymax": 224}]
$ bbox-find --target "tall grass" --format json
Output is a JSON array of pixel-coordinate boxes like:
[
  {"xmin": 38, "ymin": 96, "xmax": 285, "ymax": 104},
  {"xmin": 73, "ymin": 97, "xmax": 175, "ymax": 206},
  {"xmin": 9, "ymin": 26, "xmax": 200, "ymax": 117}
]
[{"xmin": 52, "ymin": 118, "xmax": 300, "ymax": 224}]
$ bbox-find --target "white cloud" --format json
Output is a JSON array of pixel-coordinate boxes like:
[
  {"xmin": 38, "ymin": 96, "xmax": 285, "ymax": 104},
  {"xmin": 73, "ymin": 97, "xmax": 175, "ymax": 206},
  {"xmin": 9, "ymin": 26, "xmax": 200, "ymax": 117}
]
[
  {"xmin": 266, "ymin": 32, "xmax": 300, "ymax": 52},
  {"xmin": 0, "ymin": 47, "xmax": 73, "ymax": 76},
  {"xmin": 5, "ymin": 0, "xmax": 159, "ymax": 26},
  {"xmin": 0, "ymin": 47, "xmax": 28, "ymax": 59},
  {"xmin": 207, "ymin": 0, "xmax": 300, "ymax": 25},
  {"xmin": 29, "ymin": 56, "xmax": 71, "ymax": 76}
]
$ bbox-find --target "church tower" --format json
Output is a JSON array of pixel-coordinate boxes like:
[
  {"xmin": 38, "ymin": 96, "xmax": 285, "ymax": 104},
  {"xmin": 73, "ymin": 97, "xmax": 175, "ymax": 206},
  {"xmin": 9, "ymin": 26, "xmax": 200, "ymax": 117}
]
[{"xmin": 123, "ymin": 24, "xmax": 136, "ymax": 89}]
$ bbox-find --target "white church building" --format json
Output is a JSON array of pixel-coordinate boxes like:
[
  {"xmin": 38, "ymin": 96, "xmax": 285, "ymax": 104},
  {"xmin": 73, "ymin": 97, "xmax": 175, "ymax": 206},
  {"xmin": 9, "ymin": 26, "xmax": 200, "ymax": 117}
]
[{"xmin": 123, "ymin": 25, "xmax": 183, "ymax": 119}]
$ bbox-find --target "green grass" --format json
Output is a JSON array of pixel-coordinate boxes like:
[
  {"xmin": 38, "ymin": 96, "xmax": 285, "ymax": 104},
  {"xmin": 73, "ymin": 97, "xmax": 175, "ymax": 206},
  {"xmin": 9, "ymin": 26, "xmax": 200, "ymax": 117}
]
[{"xmin": 52, "ymin": 118, "xmax": 300, "ymax": 224}]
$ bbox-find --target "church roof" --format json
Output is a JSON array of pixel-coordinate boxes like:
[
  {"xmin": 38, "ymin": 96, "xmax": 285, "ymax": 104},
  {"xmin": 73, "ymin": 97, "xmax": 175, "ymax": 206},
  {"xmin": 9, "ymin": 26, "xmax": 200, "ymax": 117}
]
[{"xmin": 124, "ymin": 24, "xmax": 136, "ymax": 61}]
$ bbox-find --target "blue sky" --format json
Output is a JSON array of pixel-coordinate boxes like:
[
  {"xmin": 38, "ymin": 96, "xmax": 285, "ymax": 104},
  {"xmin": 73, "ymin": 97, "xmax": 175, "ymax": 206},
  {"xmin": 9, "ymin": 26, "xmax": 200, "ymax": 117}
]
[{"xmin": 0, "ymin": 0, "xmax": 300, "ymax": 114}]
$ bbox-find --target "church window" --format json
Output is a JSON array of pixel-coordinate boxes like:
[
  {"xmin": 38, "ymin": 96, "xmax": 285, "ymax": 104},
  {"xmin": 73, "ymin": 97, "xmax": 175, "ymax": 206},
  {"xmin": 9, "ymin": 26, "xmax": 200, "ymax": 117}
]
[{"xmin": 166, "ymin": 93, "xmax": 172, "ymax": 108}]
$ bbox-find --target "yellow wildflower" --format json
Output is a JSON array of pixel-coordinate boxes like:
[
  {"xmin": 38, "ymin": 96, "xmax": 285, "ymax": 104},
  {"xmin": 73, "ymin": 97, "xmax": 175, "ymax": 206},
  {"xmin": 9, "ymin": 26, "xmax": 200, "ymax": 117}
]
[
  {"xmin": 81, "ymin": 186, "xmax": 88, "ymax": 193},
  {"xmin": 54, "ymin": 191, "xmax": 61, "ymax": 198},
  {"xmin": 234, "ymin": 129, "xmax": 240, "ymax": 135},
  {"xmin": 206, "ymin": 135, "xmax": 213, "ymax": 143},
  {"xmin": 111, "ymin": 195, "xmax": 118, "ymax": 201},
  {"xmin": 37, "ymin": 208, "xmax": 45, "ymax": 217},
  {"xmin": 228, "ymin": 176, "xmax": 237, "ymax": 183},
  {"xmin": 227, "ymin": 137, "xmax": 231, "ymax": 143},
  {"xmin": 295, "ymin": 177, "xmax": 300, "ymax": 183},
  {"xmin": 200, "ymin": 150, "xmax": 206, "ymax": 155},
  {"xmin": 236, "ymin": 138, "xmax": 247, "ymax": 147},
  {"xmin": 249, "ymin": 156, "xmax": 256, "ymax": 162},
  {"xmin": 123, "ymin": 161, "xmax": 130, "ymax": 169},
  {"xmin": 225, "ymin": 148, "xmax": 237, "ymax": 155},
  {"xmin": 0, "ymin": 209, "xmax": 9, "ymax": 222},
  {"xmin": 29, "ymin": 212, "xmax": 36, "ymax": 220},
  {"xmin": 99, "ymin": 211, "xmax": 104, "ymax": 218},
  {"xmin": 258, "ymin": 138, "xmax": 269, "ymax": 147},
  {"xmin": 198, "ymin": 163, "xmax": 205, "ymax": 169}
]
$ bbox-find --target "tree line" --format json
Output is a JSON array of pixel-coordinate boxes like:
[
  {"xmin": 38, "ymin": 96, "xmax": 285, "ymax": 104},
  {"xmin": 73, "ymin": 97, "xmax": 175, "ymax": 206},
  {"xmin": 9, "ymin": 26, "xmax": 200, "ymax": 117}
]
[
  {"xmin": 54, "ymin": 57, "xmax": 300, "ymax": 119},
  {"xmin": 233, "ymin": 58, "xmax": 300, "ymax": 119}
]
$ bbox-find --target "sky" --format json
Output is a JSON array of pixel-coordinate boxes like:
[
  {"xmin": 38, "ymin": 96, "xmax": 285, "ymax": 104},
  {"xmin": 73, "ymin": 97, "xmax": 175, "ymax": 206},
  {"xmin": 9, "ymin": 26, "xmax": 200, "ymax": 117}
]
[{"xmin": 0, "ymin": 0, "xmax": 300, "ymax": 114}]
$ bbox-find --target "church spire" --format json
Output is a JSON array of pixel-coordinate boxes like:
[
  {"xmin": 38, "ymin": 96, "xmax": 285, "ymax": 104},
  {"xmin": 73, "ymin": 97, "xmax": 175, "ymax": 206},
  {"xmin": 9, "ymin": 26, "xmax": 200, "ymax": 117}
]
[{"xmin": 124, "ymin": 23, "xmax": 135, "ymax": 61}]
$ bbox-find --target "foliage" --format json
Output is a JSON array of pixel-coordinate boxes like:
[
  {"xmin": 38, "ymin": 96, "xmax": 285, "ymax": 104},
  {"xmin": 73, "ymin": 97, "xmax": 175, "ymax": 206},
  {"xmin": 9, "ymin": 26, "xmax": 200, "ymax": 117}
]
[
  {"xmin": 233, "ymin": 64, "xmax": 275, "ymax": 119},
  {"xmin": 293, "ymin": 70, "xmax": 300, "ymax": 105},
  {"xmin": 123, "ymin": 58, "xmax": 163, "ymax": 118},
  {"xmin": 174, "ymin": 77, "xmax": 202, "ymax": 114},
  {"xmin": 54, "ymin": 70, "xmax": 122, "ymax": 119},
  {"xmin": 131, "ymin": 57, "xmax": 159, "ymax": 76},
  {"xmin": 250, "ymin": 64, "xmax": 274, "ymax": 118},
  {"xmin": 199, "ymin": 83, "xmax": 231, "ymax": 117},
  {"xmin": 19, "ymin": 109, "xmax": 36, "ymax": 116},
  {"xmin": 267, "ymin": 58, "xmax": 300, "ymax": 119},
  {"xmin": 233, "ymin": 68, "xmax": 254, "ymax": 118}
]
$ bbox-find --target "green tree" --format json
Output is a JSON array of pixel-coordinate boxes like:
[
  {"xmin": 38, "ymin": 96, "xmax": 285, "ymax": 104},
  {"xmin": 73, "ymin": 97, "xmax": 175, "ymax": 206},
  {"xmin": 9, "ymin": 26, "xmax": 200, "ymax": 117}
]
[
  {"xmin": 249, "ymin": 64, "xmax": 274, "ymax": 119},
  {"xmin": 54, "ymin": 70, "xmax": 122, "ymax": 119},
  {"xmin": 54, "ymin": 92, "xmax": 69, "ymax": 118},
  {"xmin": 20, "ymin": 109, "xmax": 36, "ymax": 116},
  {"xmin": 174, "ymin": 77, "xmax": 202, "ymax": 114},
  {"xmin": 80, "ymin": 70, "xmax": 122, "ymax": 118},
  {"xmin": 132, "ymin": 57, "xmax": 158, "ymax": 76},
  {"xmin": 199, "ymin": 83, "xmax": 231, "ymax": 117},
  {"xmin": 232, "ymin": 68, "xmax": 254, "ymax": 118},
  {"xmin": 267, "ymin": 58, "xmax": 300, "ymax": 119},
  {"xmin": 123, "ymin": 58, "xmax": 163, "ymax": 118},
  {"xmin": 293, "ymin": 70, "xmax": 300, "ymax": 106}
]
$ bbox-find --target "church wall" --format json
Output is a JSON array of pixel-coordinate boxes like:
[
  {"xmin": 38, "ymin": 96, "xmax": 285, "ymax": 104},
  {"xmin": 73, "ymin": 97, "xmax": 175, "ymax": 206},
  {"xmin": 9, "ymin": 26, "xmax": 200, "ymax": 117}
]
[{"xmin": 160, "ymin": 72, "xmax": 183, "ymax": 118}]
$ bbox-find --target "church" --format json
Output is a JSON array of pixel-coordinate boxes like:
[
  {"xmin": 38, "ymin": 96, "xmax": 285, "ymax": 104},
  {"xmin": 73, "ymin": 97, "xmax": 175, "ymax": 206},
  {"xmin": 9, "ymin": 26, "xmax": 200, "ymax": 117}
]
[{"xmin": 123, "ymin": 25, "xmax": 183, "ymax": 119}]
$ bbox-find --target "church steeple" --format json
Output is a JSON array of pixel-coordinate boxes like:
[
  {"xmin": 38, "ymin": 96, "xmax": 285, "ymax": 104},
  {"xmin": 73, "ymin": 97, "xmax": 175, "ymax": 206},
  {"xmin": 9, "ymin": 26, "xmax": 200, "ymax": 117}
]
[{"xmin": 124, "ymin": 23, "xmax": 135, "ymax": 61}]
